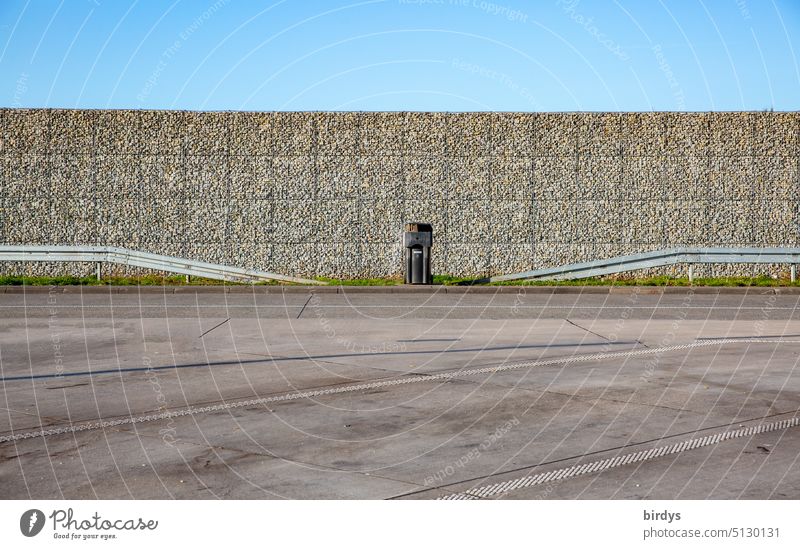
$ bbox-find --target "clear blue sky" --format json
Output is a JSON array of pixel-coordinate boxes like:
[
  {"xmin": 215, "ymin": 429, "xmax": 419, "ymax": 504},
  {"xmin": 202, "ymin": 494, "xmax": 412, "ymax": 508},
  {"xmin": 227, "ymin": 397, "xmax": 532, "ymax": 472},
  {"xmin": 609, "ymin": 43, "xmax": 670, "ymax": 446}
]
[{"xmin": 1, "ymin": 0, "xmax": 798, "ymax": 111}]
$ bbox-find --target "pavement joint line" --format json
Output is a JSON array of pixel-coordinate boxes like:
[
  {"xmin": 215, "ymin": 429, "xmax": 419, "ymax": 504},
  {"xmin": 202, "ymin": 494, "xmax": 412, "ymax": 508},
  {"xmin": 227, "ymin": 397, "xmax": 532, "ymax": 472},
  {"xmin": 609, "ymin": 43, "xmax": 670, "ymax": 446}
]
[
  {"xmin": 2, "ymin": 338, "xmax": 800, "ymax": 445},
  {"xmin": 437, "ymin": 416, "xmax": 800, "ymax": 500}
]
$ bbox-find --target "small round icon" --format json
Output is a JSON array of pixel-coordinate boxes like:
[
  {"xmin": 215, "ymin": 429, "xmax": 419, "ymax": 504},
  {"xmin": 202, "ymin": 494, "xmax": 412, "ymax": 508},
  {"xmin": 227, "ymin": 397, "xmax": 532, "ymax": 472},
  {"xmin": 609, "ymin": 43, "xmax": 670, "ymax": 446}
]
[{"xmin": 20, "ymin": 509, "xmax": 45, "ymax": 537}]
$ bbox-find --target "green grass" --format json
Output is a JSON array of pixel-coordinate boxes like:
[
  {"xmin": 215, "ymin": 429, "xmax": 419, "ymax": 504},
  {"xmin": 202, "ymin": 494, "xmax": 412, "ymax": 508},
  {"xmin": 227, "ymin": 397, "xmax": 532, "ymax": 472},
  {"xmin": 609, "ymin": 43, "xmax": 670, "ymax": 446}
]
[
  {"xmin": 434, "ymin": 274, "xmax": 481, "ymax": 285},
  {"xmin": 314, "ymin": 275, "xmax": 485, "ymax": 286},
  {"xmin": 315, "ymin": 276, "xmax": 404, "ymax": 286},
  {"xmin": 1, "ymin": 274, "xmax": 798, "ymax": 287}
]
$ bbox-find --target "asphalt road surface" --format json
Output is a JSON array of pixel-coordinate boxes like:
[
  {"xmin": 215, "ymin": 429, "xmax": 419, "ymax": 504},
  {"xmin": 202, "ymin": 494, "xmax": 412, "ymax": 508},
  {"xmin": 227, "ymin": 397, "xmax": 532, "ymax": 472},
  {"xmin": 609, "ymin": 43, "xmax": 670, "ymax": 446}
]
[{"xmin": 1, "ymin": 286, "xmax": 799, "ymax": 499}]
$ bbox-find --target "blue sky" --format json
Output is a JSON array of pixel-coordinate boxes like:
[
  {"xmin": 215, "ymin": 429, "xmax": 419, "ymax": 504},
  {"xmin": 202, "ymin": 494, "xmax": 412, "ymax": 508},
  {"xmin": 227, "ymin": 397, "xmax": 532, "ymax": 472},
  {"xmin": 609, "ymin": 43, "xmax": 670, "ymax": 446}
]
[{"xmin": 0, "ymin": 0, "xmax": 798, "ymax": 111}]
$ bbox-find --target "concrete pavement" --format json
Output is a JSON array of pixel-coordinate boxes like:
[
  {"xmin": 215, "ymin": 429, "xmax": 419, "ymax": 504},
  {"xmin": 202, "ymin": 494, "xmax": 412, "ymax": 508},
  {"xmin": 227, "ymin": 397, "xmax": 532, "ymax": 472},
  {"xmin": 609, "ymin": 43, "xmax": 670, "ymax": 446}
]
[{"xmin": 1, "ymin": 287, "xmax": 799, "ymax": 499}]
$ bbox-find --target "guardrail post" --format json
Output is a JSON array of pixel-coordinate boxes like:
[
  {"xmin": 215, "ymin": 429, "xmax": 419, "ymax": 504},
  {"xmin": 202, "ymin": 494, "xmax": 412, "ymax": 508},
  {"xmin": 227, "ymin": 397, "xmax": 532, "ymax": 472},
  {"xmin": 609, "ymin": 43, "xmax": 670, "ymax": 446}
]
[
  {"xmin": 95, "ymin": 262, "xmax": 101, "ymax": 281},
  {"xmin": 688, "ymin": 264, "xmax": 694, "ymax": 284},
  {"xmin": 792, "ymin": 265, "xmax": 797, "ymax": 283}
]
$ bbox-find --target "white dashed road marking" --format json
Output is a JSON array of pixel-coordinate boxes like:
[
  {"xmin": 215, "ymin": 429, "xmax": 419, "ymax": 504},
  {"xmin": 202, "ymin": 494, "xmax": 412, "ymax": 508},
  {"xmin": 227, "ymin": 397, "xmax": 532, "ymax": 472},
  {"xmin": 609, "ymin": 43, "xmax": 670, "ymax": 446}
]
[
  {"xmin": 2, "ymin": 338, "xmax": 799, "ymax": 445},
  {"xmin": 438, "ymin": 416, "xmax": 800, "ymax": 499}
]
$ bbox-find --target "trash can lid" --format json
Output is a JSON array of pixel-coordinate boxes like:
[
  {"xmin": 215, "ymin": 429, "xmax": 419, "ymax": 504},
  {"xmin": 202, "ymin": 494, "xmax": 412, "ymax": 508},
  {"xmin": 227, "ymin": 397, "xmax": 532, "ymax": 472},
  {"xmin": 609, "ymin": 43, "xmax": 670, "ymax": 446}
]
[{"xmin": 405, "ymin": 222, "xmax": 432, "ymax": 233}]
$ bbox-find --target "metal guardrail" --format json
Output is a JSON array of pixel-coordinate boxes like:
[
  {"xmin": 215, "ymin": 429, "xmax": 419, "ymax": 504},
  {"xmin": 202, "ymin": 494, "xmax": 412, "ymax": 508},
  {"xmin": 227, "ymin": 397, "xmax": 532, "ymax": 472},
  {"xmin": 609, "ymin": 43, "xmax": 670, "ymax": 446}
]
[
  {"xmin": 0, "ymin": 245, "xmax": 326, "ymax": 285},
  {"xmin": 486, "ymin": 247, "xmax": 800, "ymax": 283}
]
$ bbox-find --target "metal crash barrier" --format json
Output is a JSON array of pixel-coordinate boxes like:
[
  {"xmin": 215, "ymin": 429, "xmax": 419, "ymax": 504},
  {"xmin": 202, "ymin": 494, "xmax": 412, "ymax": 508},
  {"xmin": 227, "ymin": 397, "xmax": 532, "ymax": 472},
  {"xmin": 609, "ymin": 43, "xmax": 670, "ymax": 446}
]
[
  {"xmin": 0, "ymin": 245, "xmax": 326, "ymax": 285},
  {"xmin": 484, "ymin": 247, "xmax": 800, "ymax": 283}
]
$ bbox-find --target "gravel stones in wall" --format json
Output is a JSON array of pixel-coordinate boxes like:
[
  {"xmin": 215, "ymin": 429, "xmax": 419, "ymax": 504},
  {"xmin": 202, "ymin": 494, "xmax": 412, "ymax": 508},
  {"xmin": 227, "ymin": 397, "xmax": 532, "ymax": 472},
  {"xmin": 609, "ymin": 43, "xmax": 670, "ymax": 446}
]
[{"xmin": 1, "ymin": 109, "xmax": 798, "ymax": 279}]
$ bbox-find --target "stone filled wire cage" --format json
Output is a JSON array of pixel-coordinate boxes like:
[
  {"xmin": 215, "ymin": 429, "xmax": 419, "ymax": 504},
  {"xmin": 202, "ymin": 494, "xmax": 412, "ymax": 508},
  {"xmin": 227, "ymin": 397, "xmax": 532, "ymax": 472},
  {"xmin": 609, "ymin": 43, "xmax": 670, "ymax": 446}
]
[{"xmin": 0, "ymin": 109, "xmax": 798, "ymax": 279}]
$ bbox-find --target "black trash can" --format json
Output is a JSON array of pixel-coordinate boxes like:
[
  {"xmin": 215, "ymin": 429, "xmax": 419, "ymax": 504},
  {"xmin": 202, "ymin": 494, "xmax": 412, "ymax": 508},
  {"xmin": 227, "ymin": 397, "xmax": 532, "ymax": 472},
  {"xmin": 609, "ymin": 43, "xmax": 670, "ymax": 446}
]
[{"xmin": 404, "ymin": 222, "xmax": 433, "ymax": 284}]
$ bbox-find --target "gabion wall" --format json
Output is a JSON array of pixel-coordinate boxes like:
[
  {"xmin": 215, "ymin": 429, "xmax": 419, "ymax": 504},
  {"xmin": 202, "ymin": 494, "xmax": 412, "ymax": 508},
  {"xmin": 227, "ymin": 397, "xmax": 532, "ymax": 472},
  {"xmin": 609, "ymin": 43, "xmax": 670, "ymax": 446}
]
[{"xmin": 1, "ymin": 109, "xmax": 798, "ymax": 279}]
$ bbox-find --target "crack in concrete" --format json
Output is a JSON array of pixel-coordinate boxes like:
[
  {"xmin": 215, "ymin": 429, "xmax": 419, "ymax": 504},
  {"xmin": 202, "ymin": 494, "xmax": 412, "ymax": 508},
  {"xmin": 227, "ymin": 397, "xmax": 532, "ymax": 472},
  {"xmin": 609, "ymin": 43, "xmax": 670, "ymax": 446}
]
[
  {"xmin": 565, "ymin": 318, "xmax": 613, "ymax": 342},
  {"xmin": 198, "ymin": 318, "xmax": 230, "ymax": 338},
  {"xmin": 566, "ymin": 318, "xmax": 650, "ymax": 348},
  {"xmin": 295, "ymin": 295, "xmax": 313, "ymax": 319}
]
